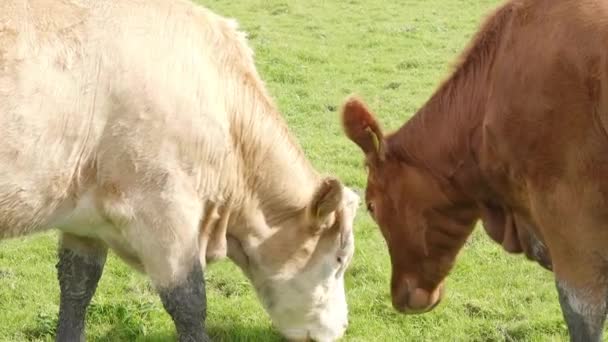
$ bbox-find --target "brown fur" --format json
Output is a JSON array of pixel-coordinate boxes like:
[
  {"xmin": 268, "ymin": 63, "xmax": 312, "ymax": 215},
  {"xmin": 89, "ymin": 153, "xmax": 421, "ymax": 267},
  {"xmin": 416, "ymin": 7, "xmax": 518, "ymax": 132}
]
[{"xmin": 343, "ymin": 0, "xmax": 608, "ymax": 334}]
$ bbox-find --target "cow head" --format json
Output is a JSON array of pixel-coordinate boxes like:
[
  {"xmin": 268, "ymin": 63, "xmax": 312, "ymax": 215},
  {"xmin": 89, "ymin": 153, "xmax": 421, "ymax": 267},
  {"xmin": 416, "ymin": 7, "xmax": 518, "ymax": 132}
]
[
  {"xmin": 227, "ymin": 178, "xmax": 359, "ymax": 342},
  {"xmin": 340, "ymin": 96, "xmax": 478, "ymax": 315}
]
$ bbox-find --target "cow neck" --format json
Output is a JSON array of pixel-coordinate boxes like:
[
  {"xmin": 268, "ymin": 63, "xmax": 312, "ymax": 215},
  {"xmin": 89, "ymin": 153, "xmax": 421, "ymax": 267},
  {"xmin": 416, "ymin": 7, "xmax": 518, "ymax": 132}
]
[
  {"xmin": 386, "ymin": 2, "xmax": 516, "ymax": 206},
  {"xmin": 382, "ymin": 73, "xmax": 489, "ymax": 251},
  {"xmin": 389, "ymin": 71, "xmax": 487, "ymax": 188},
  {"xmin": 228, "ymin": 77, "xmax": 320, "ymax": 222}
]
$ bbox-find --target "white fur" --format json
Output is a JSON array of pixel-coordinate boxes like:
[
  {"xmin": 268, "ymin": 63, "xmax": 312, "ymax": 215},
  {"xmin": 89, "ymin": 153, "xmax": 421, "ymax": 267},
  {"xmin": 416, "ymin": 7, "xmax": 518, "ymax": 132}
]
[
  {"xmin": 0, "ymin": 0, "xmax": 360, "ymax": 340},
  {"xmin": 253, "ymin": 187, "xmax": 359, "ymax": 342}
]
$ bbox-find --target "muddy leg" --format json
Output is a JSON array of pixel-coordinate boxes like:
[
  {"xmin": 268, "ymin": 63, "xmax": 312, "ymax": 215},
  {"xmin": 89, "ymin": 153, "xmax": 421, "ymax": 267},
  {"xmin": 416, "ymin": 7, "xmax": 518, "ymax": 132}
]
[
  {"xmin": 55, "ymin": 234, "xmax": 107, "ymax": 342},
  {"xmin": 556, "ymin": 281, "xmax": 606, "ymax": 342},
  {"xmin": 157, "ymin": 259, "xmax": 209, "ymax": 342},
  {"xmin": 105, "ymin": 179, "xmax": 210, "ymax": 341},
  {"xmin": 128, "ymin": 215, "xmax": 209, "ymax": 341}
]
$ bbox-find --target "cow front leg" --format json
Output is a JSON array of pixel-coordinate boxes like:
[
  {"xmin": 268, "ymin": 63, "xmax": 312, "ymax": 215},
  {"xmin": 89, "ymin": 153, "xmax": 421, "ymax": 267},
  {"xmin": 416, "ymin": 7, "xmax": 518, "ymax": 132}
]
[
  {"xmin": 56, "ymin": 233, "xmax": 108, "ymax": 342},
  {"xmin": 104, "ymin": 180, "xmax": 210, "ymax": 341},
  {"xmin": 556, "ymin": 281, "xmax": 606, "ymax": 342},
  {"xmin": 128, "ymin": 216, "xmax": 209, "ymax": 341},
  {"xmin": 157, "ymin": 259, "xmax": 209, "ymax": 342}
]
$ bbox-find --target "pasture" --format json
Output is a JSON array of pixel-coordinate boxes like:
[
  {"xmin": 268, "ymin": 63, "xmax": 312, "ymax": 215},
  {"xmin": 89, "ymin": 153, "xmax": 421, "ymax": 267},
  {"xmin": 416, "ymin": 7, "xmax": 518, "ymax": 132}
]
[{"xmin": 0, "ymin": 0, "xmax": 594, "ymax": 341}]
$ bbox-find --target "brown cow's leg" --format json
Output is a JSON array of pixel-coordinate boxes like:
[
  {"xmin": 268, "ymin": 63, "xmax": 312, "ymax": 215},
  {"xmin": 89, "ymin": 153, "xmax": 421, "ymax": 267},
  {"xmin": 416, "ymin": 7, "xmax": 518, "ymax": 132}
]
[
  {"xmin": 56, "ymin": 233, "xmax": 108, "ymax": 342},
  {"xmin": 556, "ymin": 281, "xmax": 606, "ymax": 342},
  {"xmin": 546, "ymin": 247, "xmax": 606, "ymax": 341},
  {"xmin": 552, "ymin": 262, "xmax": 607, "ymax": 342}
]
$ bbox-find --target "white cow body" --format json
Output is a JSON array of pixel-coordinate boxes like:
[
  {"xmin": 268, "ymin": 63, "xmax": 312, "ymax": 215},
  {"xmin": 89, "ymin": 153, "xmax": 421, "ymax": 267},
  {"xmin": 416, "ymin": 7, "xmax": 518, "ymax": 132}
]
[{"xmin": 0, "ymin": 1, "xmax": 359, "ymax": 341}]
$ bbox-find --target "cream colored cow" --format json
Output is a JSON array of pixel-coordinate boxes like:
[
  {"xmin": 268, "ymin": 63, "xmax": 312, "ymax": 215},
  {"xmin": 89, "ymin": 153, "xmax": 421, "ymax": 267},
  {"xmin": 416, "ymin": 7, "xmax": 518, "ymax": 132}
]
[{"xmin": 0, "ymin": 1, "xmax": 360, "ymax": 341}]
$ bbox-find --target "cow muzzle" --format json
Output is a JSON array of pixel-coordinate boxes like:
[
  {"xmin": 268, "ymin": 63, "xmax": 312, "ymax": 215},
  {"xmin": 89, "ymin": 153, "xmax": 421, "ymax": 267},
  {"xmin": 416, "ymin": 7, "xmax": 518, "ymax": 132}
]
[{"xmin": 392, "ymin": 279, "xmax": 445, "ymax": 314}]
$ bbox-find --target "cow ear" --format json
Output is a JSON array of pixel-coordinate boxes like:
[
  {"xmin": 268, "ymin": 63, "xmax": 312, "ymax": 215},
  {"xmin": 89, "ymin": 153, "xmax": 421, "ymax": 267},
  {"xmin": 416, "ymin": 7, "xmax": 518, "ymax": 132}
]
[
  {"xmin": 309, "ymin": 177, "xmax": 343, "ymax": 231},
  {"xmin": 341, "ymin": 95, "xmax": 385, "ymax": 162}
]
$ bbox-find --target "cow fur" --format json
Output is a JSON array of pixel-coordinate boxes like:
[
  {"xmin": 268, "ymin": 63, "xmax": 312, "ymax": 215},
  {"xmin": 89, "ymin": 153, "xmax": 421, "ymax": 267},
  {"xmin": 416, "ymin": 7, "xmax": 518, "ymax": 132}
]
[
  {"xmin": 342, "ymin": 0, "xmax": 608, "ymax": 340},
  {"xmin": 0, "ymin": 0, "xmax": 359, "ymax": 341}
]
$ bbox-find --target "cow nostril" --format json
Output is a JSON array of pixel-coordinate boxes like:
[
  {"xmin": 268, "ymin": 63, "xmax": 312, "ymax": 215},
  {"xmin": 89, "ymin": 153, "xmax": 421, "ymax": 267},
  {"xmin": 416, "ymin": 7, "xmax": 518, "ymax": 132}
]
[
  {"xmin": 408, "ymin": 288, "xmax": 432, "ymax": 310},
  {"xmin": 391, "ymin": 282, "xmax": 411, "ymax": 312}
]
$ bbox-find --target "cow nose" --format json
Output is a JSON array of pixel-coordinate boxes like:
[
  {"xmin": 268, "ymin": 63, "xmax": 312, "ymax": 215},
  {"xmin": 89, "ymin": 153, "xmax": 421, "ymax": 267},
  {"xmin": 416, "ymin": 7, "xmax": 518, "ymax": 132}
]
[
  {"xmin": 409, "ymin": 288, "xmax": 437, "ymax": 310},
  {"xmin": 392, "ymin": 280, "xmax": 444, "ymax": 314}
]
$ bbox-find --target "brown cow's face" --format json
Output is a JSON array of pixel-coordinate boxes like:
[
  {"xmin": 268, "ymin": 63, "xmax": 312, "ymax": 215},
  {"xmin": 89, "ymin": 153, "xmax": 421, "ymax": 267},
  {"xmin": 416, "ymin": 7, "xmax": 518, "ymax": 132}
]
[
  {"xmin": 365, "ymin": 158, "xmax": 462, "ymax": 313},
  {"xmin": 341, "ymin": 96, "xmax": 475, "ymax": 314}
]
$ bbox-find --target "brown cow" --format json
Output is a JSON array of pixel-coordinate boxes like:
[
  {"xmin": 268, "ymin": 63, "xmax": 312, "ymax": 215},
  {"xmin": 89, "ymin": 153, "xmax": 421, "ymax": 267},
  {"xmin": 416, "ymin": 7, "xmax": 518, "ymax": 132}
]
[{"xmin": 342, "ymin": 0, "xmax": 608, "ymax": 341}]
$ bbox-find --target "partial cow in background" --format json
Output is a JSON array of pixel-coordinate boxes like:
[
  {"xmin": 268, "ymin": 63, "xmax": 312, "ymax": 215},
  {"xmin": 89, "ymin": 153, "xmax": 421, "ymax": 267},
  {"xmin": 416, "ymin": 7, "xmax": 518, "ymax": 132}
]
[
  {"xmin": 0, "ymin": 0, "xmax": 359, "ymax": 341},
  {"xmin": 342, "ymin": 0, "xmax": 608, "ymax": 341}
]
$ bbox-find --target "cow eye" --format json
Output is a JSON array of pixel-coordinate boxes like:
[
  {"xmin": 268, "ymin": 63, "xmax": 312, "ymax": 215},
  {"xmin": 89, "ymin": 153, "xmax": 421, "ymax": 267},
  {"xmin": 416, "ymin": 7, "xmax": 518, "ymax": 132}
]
[
  {"xmin": 366, "ymin": 202, "xmax": 375, "ymax": 214},
  {"xmin": 337, "ymin": 256, "xmax": 343, "ymax": 263}
]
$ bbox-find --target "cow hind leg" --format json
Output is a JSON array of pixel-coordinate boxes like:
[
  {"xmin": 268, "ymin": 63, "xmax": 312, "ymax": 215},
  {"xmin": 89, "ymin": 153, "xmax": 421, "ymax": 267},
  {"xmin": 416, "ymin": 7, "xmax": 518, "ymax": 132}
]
[
  {"xmin": 56, "ymin": 233, "xmax": 108, "ymax": 342},
  {"xmin": 555, "ymin": 280, "xmax": 607, "ymax": 342}
]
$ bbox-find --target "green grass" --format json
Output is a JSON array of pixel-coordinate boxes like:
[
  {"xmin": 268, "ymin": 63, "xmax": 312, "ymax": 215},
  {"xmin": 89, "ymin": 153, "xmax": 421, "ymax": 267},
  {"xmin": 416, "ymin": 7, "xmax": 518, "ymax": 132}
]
[{"xmin": 0, "ymin": 0, "xmax": 591, "ymax": 341}]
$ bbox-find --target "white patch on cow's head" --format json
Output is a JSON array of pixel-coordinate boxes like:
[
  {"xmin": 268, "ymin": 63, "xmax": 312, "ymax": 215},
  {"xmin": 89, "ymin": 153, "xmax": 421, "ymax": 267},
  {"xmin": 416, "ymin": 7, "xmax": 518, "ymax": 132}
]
[{"xmin": 227, "ymin": 180, "xmax": 360, "ymax": 342}]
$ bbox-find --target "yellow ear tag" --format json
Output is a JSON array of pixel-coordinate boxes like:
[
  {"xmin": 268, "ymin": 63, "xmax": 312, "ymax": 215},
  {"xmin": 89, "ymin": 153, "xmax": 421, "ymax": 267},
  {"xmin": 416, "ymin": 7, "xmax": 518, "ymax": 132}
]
[{"xmin": 365, "ymin": 126, "xmax": 384, "ymax": 160}]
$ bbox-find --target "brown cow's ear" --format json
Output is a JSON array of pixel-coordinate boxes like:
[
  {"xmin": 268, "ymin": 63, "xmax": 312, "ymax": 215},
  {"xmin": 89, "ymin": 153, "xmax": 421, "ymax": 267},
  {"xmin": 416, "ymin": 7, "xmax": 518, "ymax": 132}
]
[
  {"xmin": 341, "ymin": 95, "xmax": 385, "ymax": 161},
  {"xmin": 309, "ymin": 177, "xmax": 343, "ymax": 232}
]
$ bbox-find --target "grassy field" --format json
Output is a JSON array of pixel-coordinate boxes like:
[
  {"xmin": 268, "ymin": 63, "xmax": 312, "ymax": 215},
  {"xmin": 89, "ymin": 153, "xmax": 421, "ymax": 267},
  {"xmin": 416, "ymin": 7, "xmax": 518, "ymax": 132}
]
[{"xmin": 0, "ymin": 0, "xmax": 593, "ymax": 341}]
